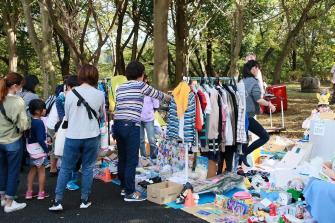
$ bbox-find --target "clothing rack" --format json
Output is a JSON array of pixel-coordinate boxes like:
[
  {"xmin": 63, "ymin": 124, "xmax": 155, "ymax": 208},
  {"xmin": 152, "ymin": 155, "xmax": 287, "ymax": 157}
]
[{"xmin": 182, "ymin": 76, "xmax": 237, "ymax": 87}]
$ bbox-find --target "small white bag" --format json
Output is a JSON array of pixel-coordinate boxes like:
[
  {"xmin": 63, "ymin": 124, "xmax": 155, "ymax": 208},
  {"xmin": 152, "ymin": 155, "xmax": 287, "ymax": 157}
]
[{"xmin": 54, "ymin": 120, "xmax": 67, "ymax": 157}]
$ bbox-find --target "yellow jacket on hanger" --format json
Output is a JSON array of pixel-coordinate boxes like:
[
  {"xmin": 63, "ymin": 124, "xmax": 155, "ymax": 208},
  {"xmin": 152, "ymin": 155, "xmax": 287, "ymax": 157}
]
[{"xmin": 172, "ymin": 81, "xmax": 191, "ymax": 118}]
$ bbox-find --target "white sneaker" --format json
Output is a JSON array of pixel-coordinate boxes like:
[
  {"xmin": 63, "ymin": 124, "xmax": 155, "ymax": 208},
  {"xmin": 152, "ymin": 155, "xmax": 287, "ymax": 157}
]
[
  {"xmin": 4, "ymin": 201, "xmax": 27, "ymax": 213},
  {"xmin": 1, "ymin": 199, "xmax": 5, "ymax": 207},
  {"xmin": 79, "ymin": 200, "xmax": 92, "ymax": 209},
  {"xmin": 49, "ymin": 201, "xmax": 63, "ymax": 211}
]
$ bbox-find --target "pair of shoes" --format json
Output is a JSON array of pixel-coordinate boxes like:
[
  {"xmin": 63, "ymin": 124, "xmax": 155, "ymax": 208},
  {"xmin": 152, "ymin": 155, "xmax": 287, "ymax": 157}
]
[
  {"xmin": 4, "ymin": 201, "xmax": 27, "ymax": 213},
  {"xmin": 66, "ymin": 181, "xmax": 80, "ymax": 191},
  {"xmin": 120, "ymin": 189, "xmax": 126, "ymax": 196},
  {"xmin": 124, "ymin": 192, "xmax": 146, "ymax": 202},
  {"xmin": 49, "ymin": 199, "xmax": 92, "ymax": 211},
  {"xmin": 37, "ymin": 191, "xmax": 49, "ymax": 200},
  {"xmin": 176, "ymin": 182, "xmax": 194, "ymax": 204}
]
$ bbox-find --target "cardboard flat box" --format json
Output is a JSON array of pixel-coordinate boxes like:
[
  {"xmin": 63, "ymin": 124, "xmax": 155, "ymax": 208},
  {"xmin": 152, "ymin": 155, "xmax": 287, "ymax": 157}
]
[
  {"xmin": 147, "ymin": 181, "xmax": 183, "ymax": 205},
  {"xmin": 320, "ymin": 112, "xmax": 335, "ymax": 120}
]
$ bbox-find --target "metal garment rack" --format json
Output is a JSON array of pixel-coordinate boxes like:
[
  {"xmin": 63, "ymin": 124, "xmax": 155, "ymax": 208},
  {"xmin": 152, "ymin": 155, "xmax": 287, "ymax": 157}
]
[{"xmin": 183, "ymin": 76, "xmax": 235, "ymax": 82}]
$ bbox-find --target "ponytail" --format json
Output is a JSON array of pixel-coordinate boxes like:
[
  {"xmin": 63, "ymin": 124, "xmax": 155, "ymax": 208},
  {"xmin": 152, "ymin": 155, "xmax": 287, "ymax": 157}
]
[
  {"xmin": 0, "ymin": 78, "xmax": 8, "ymax": 102},
  {"xmin": 0, "ymin": 72, "xmax": 24, "ymax": 102}
]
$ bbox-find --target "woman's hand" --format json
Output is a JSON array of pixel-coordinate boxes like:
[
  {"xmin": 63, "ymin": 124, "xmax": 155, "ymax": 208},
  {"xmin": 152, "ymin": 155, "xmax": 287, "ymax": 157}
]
[{"xmin": 269, "ymin": 103, "xmax": 276, "ymax": 113}]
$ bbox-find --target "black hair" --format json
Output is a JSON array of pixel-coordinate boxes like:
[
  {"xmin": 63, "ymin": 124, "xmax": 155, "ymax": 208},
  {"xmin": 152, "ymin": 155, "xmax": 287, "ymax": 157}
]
[
  {"xmin": 125, "ymin": 61, "xmax": 145, "ymax": 80},
  {"xmin": 66, "ymin": 75, "xmax": 79, "ymax": 89},
  {"xmin": 28, "ymin": 99, "xmax": 46, "ymax": 116},
  {"xmin": 242, "ymin": 60, "xmax": 260, "ymax": 79},
  {"xmin": 23, "ymin": 75, "xmax": 39, "ymax": 93},
  {"xmin": 55, "ymin": 84, "xmax": 64, "ymax": 96}
]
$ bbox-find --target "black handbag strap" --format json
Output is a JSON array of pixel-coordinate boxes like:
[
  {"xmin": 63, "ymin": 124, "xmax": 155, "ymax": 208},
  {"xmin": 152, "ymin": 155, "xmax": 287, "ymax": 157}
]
[
  {"xmin": 72, "ymin": 89, "xmax": 99, "ymax": 124},
  {"xmin": 0, "ymin": 102, "xmax": 19, "ymax": 133}
]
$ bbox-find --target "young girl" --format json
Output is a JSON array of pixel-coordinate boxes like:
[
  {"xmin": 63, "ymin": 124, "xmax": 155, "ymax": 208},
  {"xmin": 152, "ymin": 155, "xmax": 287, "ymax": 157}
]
[{"xmin": 26, "ymin": 99, "xmax": 49, "ymax": 200}]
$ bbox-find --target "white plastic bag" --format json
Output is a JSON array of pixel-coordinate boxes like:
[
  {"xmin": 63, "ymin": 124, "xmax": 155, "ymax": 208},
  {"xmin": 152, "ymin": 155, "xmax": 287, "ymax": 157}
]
[{"xmin": 54, "ymin": 120, "xmax": 66, "ymax": 157}]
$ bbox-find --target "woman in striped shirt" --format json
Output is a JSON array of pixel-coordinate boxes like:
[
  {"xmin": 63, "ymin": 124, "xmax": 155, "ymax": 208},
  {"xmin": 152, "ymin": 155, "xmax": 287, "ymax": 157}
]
[{"xmin": 113, "ymin": 61, "xmax": 170, "ymax": 202}]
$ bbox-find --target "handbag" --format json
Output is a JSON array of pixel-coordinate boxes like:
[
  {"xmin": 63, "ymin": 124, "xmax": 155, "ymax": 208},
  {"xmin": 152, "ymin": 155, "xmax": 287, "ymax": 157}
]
[
  {"xmin": 54, "ymin": 119, "xmax": 67, "ymax": 157},
  {"xmin": 26, "ymin": 143, "xmax": 46, "ymax": 159}
]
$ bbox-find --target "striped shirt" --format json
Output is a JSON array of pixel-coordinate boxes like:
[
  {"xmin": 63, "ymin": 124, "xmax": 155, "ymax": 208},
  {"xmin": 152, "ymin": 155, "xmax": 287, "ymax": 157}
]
[{"xmin": 114, "ymin": 81, "xmax": 166, "ymax": 123}]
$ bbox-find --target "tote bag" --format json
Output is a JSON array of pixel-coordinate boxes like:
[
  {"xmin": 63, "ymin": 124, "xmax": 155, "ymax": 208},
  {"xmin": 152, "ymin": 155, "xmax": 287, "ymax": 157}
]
[
  {"xmin": 54, "ymin": 120, "xmax": 67, "ymax": 157},
  {"xmin": 26, "ymin": 143, "xmax": 46, "ymax": 159}
]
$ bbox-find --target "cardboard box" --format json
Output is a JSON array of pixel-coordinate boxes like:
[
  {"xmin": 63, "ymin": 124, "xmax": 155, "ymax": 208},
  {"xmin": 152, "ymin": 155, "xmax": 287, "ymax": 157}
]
[
  {"xmin": 147, "ymin": 181, "xmax": 183, "ymax": 205},
  {"xmin": 320, "ymin": 112, "xmax": 335, "ymax": 120}
]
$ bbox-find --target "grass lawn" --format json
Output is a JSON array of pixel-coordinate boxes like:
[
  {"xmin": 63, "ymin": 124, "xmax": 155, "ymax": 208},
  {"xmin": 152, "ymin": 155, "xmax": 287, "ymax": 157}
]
[{"xmin": 257, "ymin": 83, "xmax": 334, "ymax": 139}]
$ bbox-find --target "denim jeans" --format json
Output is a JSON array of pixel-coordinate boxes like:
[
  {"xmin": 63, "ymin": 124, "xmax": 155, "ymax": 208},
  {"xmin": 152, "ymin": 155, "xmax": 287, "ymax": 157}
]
[
  {"xmin": 0, "ymin": 138, "xmax": 23, "ymax": 199},
  {"xmin": 114, "ymin": 120, "xmax": 140, "ymax": 195},
  {"xmin": 244, "ymin": 117, "xmax": 270, "ymax": 155},
  {"xmin": 55, "ymin": 136, "xmax": 99, "ymax": 202},
  {"xmin": 140, "ymin": 121, "xmax": 157, "ymax": 158}
]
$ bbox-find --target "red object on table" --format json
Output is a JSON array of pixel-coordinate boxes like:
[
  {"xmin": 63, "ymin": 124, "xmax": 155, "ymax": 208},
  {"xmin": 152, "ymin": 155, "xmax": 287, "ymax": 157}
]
[{"xmin": 263, "ymin": 84, "xmax": 288, "ymax": 114}]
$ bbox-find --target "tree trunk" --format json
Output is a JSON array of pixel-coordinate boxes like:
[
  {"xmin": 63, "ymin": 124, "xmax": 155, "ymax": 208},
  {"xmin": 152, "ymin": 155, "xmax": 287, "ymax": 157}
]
[
  {"xmin": 115, "ymin": 0, "xmax": 128, "ymax": 75},
  {"xmin": 21, "ymin": 0, "xmax": 56, "ymax": 97},
  {"xmin": 40, "ymin": 0, "xmax": 56, "ymax": 96},
  {"xmin": 6, "ymin": 23, "xmax": 18, "ymax": 72},
  {"xmin": 153, "ymin": 0, "xmax": 170, "ymax": 91},
  {"xmin": 131, "ymin": 0, "xmax": 141, "ymax": 61},
  {"xmin": 206, "ymin": 32, "xmax": 213, "ymax": 77},
  {"xmin": 175, "ymin": 0, "xmax": 187, "ymax": 85},
  {"xmin": 272, "ymin": 0, "xmax": 322, "ymax": 84},
  {"xmin": 292, "ymin": 50, "xmax": 297, "ymax": 71},
  {"xmin": 1, "ymin": 0, "xmax": 19, "ymax": 72},
  {"xmin": 194, "ymin": 48, "xmax": 206, "ymax": 76},
  {"xmin": 228, "ymin": 2, "xmax": 244, "ymax": 77}
]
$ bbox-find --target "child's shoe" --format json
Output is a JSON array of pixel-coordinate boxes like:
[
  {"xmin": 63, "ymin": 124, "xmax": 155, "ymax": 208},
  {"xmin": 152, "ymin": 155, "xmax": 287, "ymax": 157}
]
[
  {"xmin": 37, "ymin": 191, "xmax": 49, "ymax": 200},
  {"xmin": 25, "ymin": 191, "xmax": 34, "ymax": 200}
]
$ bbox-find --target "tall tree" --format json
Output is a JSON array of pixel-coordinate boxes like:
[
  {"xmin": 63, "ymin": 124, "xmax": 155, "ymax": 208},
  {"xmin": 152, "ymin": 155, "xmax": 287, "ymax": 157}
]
[
  {"xmin": 272, "ymin": 0, "xmax": 334, "ymax": 83},
  {"xmin": 228, "ymin": 0, "xmax": 245, "ymax": 77},
  {"xmin": 175, "ymin": 0, "xmax": 188, "ymax": 84},
  {"xmin": 21, "ymin": 0, "xmax": 56, "ymax": 97},
  {"xmin": 115, "ymin": 0, "xmax": 129, "ymax": 75},
  {"xmin": 45, "ymin": 0, "xmax": 120, "ymax": 68},
  {"xmin": 0, "ymin": 0, "xmax": 20, "ymax": 72},
  {"xmin": 153, "ymin": 0, "xmax": 170, "ymax": 91}
]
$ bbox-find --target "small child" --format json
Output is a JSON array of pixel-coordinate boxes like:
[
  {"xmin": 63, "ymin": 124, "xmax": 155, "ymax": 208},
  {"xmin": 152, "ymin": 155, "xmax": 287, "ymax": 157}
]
[
  {"xmin": 113, "ymin": 61, "xmax": 170, "ymax": 202},
  {"xmin": 26, "ymin": 99, "xmax": 49, "ymax": 200}
]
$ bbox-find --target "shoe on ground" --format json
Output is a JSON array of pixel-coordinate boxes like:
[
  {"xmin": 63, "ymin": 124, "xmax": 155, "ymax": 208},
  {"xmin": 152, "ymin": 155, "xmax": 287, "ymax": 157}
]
[
  {"xmin": 124, "ymin": 192, "xmax": 146, "ymax": 202},
  {"xmin": 49, "ymin": 201, "xmax": 63, "ymax": 211},
  {"xmin": 37, "ymin": 191, "xmax": 49, "ymax": 200},
  {"xmin": 80, "ymin": 199, "xmax": 92, "ymax": 209},
  {"xmin": 25, "ymin": 191, "xmax": 34, "ymax": 200},
  {"xmin": 66, "ymin": 181, "xmax": 80, "ymax": 191},
  {"xmin": 4, "ymin": 201, "xmax": 27, "ymax": 213},
  {"xmin": 120, "ymin": 189, "xmax": 126, "ymax": 196},
  {"xmin": 1, "ymin": 199, "xmax": 5, "ymax": 207}
]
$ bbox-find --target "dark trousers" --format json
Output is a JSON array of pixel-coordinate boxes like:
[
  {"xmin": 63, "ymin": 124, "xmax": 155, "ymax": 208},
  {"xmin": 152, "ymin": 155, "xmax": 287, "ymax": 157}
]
[
  {"xmin": 243, "ymin": 117, "xmax": 269, "ymax": 155},
  {"xmin": 0, "ymin": 138, "xmax": 23, "ymax": 199},
  {"xmin": 114, "ymin": 120, "xmax": 140, "ymax": 195}
]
